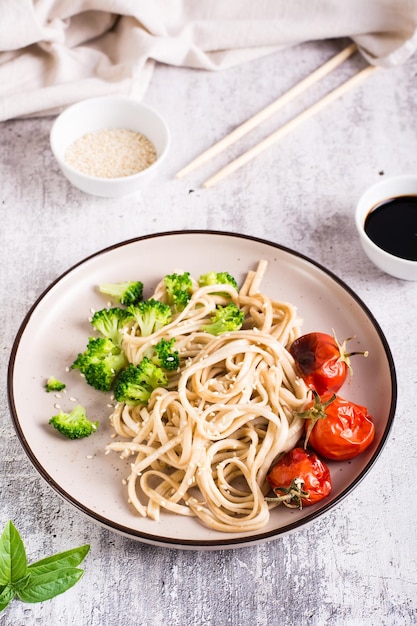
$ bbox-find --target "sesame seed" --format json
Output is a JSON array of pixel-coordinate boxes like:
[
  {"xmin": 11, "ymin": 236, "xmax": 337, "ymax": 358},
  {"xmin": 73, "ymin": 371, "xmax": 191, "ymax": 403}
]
[{"xmin": 65, "ymin": 128, "xmax": 157, "ymax": 178}]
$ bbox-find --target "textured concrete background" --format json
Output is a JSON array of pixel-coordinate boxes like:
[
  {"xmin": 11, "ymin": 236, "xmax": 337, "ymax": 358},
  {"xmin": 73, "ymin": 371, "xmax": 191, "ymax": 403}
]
[{"xmin": 1, "ymin": 38, "xmax": 416, "ymax": 625}]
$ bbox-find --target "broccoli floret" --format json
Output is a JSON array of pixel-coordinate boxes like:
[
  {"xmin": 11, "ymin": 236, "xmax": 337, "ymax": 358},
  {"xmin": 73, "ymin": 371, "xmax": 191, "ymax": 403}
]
[
  {"xmin": 98, "ymin": 281, "xmax": 143, "ymax": 306},
  {"xmin": 151, "ymin": 338, "xmax": 180, "ymax": 371},
  {"xmin": 49, "ymin": 404, "xmax": 98, "ymax": 440},
  {"xmin": 90, "ymin": 307, "xmax": 133, "ymax": 347},
  {"xmin": 164, "ymin": 272, "xmax": 193, "ymax": 312},
  {"xmin": 114, "ymin": 358, "xmax": 168, "ymax": 406},
  {"xmin": 127, "ymin": 299, "xmax": 172, "ymax": 336},
  {"xmin": 202, "ymin": 303, "xmax": 245, "ymax": 336},
  {"xmin": 198, "ymin": 271, "xmax": 239, "ymax": 292},
  {"xmin": 71, "ymin": 336, "xmax": 128, "ymax": 391},
  {"xmin": 45, "ymin": 376, "xmax": 66, "ymax": 393}
]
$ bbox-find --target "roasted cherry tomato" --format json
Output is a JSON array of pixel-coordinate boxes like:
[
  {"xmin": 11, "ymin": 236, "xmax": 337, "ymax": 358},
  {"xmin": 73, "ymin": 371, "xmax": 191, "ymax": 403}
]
[
  {"xmin": 301, "ymin": 392, "xmax": 375, "ymax": 461},
  {"xmin": 289, "ymin": 331, "xmax": 368, "ymax": 395},
  {"xmin": 266, "ymin": 447, "xmax": 332, "ymax": 508}
]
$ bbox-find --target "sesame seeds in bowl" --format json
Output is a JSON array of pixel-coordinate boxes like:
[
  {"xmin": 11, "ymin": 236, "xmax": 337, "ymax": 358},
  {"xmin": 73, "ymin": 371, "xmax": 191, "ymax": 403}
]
[
  {"xmin": 65, "ymin": 128, "xmax": 158, "ymax": 179},
  {"xmin": 50, "ymin": 96, "xmax": 170, "ymax": 198}
]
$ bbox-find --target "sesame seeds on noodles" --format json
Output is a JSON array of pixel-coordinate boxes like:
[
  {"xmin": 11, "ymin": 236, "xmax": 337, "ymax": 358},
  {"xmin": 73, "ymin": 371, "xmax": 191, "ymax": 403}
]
[{"xmin": 105, "ymin": 260, "xmax": 310, "ymax": 533}]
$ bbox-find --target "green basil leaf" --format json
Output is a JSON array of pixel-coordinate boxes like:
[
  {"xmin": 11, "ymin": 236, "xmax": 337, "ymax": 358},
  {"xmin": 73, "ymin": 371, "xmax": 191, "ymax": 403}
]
[
  {"xmin": 28, "ymin": 545, "xmax": 90, "ymax": 576},
  {"xmin": 0, "ymin": 521, "xmax": 27, "ymax": 585},
  {"xmin": 13, "ymin": 573, "xmax": 32, "ymax": 592},
  {"xmin": 16, "ymin": 568, "xmax": 84, "ymax": 603},
  {"xmin": 0, "ymin": 584, "xmax": 15, "ymax": 612}
]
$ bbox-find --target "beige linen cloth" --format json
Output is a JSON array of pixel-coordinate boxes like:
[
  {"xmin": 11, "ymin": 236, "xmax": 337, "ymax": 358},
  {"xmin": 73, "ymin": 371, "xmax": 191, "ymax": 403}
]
[{"xmin": 1, "ymin": 0, "xmax": 417, "ymax": 121}]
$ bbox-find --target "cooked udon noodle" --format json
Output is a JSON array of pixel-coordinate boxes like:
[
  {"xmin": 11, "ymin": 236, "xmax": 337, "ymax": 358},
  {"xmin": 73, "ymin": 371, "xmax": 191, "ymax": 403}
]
[{"xmin": 105, "ymin": 260, "xmax": 310, "ymax": 532}]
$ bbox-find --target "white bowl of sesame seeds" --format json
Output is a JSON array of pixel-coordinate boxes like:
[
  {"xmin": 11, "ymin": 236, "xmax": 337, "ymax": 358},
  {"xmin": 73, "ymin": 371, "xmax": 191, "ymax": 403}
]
[{"xmin": 50, "ymin": 96, "xmax": 170, "ymax": 197}]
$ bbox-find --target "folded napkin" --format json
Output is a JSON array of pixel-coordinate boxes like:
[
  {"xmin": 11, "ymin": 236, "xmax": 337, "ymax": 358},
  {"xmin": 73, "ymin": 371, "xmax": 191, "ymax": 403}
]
[{"xmin": 1, "ymin": 0, "xmax": 416, "ymax": 121}]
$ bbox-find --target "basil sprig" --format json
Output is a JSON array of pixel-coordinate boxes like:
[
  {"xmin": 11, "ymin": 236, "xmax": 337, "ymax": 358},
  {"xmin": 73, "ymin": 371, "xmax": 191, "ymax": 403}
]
[{"xmin": 0, "ymin": 520, "xmax": 89, "ymax": 612}]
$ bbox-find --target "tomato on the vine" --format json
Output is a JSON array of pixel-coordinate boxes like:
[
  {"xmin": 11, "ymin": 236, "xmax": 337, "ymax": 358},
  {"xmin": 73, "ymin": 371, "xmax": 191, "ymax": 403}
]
[
  {"xmin": 289, "ymin": 331, "xmax": 368, "ymax": 395},
  {"xmin": 300, "ymin": 391, "xmax": 375, "ymax": 461},
  {"xmin": 266, "ymin": 447, "xmax": 332, "ymax": 508}
]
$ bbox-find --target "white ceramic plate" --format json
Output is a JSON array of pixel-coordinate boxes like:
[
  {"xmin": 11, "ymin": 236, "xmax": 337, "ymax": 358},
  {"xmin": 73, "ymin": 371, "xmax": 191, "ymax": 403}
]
[{"xmin": 8, "ymin": 231, "xmax": 396, "ymax": 550}]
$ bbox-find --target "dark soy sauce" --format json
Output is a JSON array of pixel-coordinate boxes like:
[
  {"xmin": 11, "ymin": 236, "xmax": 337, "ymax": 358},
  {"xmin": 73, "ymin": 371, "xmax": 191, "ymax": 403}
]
[{"xmin": 364, "ymin": 195, "xmax": 417, "ymax": 261}]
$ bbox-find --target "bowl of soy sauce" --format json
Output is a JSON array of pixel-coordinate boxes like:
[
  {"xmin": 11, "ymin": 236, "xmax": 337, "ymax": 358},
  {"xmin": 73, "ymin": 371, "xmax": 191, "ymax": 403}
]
[{"xmin": 355, "ymin": 175, "xmax": 417, "ymax": 281}]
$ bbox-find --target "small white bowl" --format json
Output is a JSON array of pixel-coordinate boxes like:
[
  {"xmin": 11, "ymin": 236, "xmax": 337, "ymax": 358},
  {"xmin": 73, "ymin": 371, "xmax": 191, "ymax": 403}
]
[
  {"xmin": 355, "ymin": 175, "xmax": 417, "ymax": 281},
  {"xmin": 50, "ymin": 96, "xmax": 170, "ymax": 197}
]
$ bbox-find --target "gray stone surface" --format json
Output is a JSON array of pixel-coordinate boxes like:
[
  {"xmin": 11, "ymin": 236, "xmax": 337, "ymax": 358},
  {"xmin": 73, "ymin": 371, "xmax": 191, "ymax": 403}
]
[{"xmin": 1, "ymin": 38, "xmax": 416, "ymax": 625}]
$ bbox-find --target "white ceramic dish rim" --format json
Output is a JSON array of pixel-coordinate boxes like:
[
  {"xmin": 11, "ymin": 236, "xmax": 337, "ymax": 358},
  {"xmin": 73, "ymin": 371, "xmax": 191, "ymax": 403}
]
[{"xmin": 7, "ymin": 230, "xmax": 397, "ymax": 550}]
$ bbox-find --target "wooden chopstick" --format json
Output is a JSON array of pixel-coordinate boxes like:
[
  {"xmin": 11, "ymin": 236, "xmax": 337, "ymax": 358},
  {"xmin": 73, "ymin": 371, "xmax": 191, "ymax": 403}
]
[
  {"xmin": 202, "ymin": 64, "xmax": 377, "ymax": 188},
  {"xmin": 175, "ymin": 43, "xmax": 358, "ymax": 180}
]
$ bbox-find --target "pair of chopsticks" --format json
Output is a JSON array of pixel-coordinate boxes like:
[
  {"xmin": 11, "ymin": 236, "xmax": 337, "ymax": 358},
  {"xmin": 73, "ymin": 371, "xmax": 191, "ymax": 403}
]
[{"xmin": 175, "ymin": 44, "xmax": 376, "ymax": 188}]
